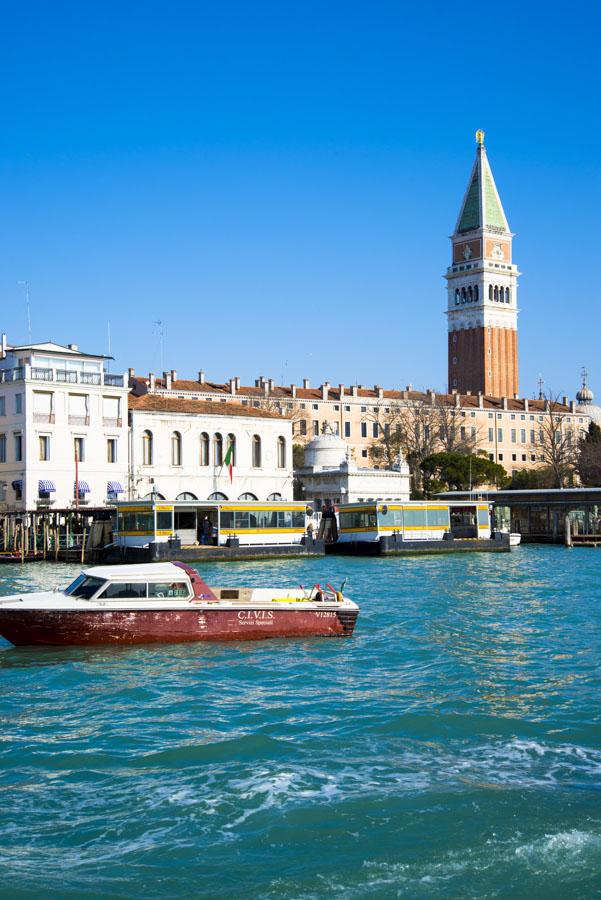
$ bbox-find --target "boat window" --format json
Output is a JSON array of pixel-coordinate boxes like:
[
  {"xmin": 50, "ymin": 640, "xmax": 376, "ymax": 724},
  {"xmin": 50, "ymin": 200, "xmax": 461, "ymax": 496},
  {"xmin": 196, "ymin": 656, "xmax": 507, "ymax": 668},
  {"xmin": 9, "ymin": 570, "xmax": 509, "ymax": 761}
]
[
  {"xmin": 100, "ymin": 582, "xmax": 148, "ymax": 599},
  {"xmin": 292, "ymin": 511, "xmax": 305, "ymax": 528},
  {"xmin": 404, "ymin": 508, "xmax": 428, "ymax": 528},
  {"xmin": 156, "ymin": 511, "xmax": 173, "ymax": 532},
  {"xmin": 277, "ymin": 510, "xmax": 293, "ymax": 528},
  {"xmin": 339, "ymin": 510, "xmax": 377, "ymax": 530},
  {"xmin": 64, "ymin": 575, "xmax": 106, "ymax": 599},
  {"xmin": 147, "ymin": 582, "xmax": 190, "ymax": 598},
  {"xmin": 477, "ymin": 507, "xmax": 490, "ymax": 527},
  {"xmin": 427, "ymin": 508, "xmax": 450, "ymax": 528}
]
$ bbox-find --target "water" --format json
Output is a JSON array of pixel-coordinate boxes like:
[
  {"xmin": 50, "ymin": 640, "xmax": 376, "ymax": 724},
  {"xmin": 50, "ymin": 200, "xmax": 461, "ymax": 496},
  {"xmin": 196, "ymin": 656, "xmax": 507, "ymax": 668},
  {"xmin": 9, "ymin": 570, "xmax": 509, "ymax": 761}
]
[{"xmin": 0, "ymin": 547, "xmax": 600, "ymax": 899}]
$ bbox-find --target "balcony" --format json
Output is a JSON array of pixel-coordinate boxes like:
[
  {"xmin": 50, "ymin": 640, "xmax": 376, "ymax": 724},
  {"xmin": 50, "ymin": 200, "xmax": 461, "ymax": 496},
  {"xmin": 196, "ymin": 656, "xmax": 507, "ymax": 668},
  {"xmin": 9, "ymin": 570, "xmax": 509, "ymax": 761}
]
[
  {"xmin": 0, "ymin": 367, "xmax": 24, "ymax": 383},
  {"xmin": 68, "ymin": 415, "xmax": 90, "ymax": 426},
  {"xmin": 33, "ymin": 413, "xmax": 56, "ymax": 424},
  {"xmin": 31, "ymin": 367, "xmax": 54, "ymax": 381},
  {"xmin": 80, "ymin": 372, "xmax": 101, "ymax": 385},
  {"xmin": 103, "ymin": 417, "xmax": 122, "ymax": 428},
  {"xmin": 56, "ymin": 370, "xmax": 78, "ymax": 384},
  {"xmin": 103, "ymin": 373, "xmax": 124, "ymax": 387}
]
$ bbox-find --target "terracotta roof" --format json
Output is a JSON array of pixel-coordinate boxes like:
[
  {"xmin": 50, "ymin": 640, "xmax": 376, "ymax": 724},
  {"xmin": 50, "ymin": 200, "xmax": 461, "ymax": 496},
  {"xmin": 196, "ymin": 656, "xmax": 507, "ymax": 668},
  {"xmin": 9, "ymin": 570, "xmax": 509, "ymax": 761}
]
[
  {"xmin": 128, "ymin": 376, "xmax": 571, "ymax": 413},
  {"xmin": 128, "ymin": 393, "xmax": 287, "ymax": 420}
]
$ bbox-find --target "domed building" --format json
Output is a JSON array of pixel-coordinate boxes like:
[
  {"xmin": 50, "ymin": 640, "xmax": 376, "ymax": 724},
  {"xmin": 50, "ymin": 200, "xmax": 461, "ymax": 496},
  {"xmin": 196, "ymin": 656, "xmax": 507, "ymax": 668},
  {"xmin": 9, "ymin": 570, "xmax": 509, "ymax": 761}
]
[
  {"xmin": 575, "ymin": 370, "xmax": 601, "ymax": 427},
  {"xmin": 296, "ymin": 428, "xmax": 410, "ymax": 510}
]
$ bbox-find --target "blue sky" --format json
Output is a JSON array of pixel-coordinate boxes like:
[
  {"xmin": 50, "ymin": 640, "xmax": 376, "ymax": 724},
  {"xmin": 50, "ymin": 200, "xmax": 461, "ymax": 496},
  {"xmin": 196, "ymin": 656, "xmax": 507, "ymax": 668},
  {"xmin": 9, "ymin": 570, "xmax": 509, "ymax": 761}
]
[{"xmin": 0, "ymin": 0, "xmax": 599, "ymax": 398}]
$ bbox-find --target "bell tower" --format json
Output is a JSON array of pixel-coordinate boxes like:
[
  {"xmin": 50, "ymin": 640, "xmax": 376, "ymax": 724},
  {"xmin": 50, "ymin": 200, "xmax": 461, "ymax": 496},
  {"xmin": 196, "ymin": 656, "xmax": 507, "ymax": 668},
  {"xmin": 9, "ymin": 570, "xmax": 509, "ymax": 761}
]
[{"xmin": 445, "ymin": 131, "xmax": 520, "ymax": 397}]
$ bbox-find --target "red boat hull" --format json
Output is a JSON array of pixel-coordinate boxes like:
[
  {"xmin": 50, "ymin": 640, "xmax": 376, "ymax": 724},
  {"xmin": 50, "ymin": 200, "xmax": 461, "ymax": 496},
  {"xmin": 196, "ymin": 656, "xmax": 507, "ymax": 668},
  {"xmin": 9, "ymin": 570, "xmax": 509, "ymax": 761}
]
[{"xmin": 0, "ymin": 607, "xmax": 358, "ymax": 646}]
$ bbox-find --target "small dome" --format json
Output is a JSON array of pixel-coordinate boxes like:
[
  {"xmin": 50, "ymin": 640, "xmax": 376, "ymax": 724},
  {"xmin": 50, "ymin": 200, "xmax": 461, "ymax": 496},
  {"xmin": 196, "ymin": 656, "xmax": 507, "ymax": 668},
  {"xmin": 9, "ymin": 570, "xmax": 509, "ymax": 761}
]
[
  {"xmin": 576, "ymin": 385, "xmax": 594, "ymax": 404},
  {"xmin": 303, "ymin": 432, "xmax": 348, "ymax": 469}
]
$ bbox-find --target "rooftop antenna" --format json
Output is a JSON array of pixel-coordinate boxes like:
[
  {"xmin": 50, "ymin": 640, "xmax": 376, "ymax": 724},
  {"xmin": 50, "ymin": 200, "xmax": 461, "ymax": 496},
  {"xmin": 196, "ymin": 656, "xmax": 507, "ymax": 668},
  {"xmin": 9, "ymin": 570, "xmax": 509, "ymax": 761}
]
[
  {"xmin": 106, "ymin": 321, "xmax": 112, "ymax": 372},
  {"xmin": 17, "ymin": 281, "xmax": 32, "ymax": 346},
  {"xmin": 154, "ymin": 320, "xmax": 165, "ymax": 372}
]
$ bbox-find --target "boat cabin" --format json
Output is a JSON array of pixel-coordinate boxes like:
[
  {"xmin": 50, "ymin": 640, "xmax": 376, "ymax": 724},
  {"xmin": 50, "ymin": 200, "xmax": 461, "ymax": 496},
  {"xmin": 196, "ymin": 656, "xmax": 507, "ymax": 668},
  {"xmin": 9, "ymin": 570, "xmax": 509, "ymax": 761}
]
[
  {"xmin": 113, "ymin": 499, "xmax": 309, "ymax": 549},
  {"xmin": 336, "ymin": 500, "xmax": 492, "ymax": 543}
]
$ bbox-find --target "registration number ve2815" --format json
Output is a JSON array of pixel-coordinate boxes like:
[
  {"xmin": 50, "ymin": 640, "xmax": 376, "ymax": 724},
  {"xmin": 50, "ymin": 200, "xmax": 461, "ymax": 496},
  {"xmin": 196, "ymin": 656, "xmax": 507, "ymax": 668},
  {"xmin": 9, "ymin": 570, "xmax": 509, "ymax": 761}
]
[{"xmin": 315, "ymin": 611, "xmax": 336, "ymax": 618}]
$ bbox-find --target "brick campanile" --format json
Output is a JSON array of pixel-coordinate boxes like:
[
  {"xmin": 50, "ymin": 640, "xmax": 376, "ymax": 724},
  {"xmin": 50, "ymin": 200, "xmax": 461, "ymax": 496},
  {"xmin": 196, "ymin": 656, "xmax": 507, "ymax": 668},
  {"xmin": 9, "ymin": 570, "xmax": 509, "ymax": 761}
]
[{"xmin": 445, "ymin": 131, "xmax": 520, "ymax": 397}]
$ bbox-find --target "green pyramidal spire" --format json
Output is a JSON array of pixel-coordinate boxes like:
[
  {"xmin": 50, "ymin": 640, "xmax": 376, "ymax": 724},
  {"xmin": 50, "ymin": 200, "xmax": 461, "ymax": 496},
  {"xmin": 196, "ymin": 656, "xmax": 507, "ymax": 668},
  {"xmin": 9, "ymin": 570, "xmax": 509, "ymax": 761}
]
[{"xmin": 455, "ymin": 132, "xmax": 509, "ymax": 235}]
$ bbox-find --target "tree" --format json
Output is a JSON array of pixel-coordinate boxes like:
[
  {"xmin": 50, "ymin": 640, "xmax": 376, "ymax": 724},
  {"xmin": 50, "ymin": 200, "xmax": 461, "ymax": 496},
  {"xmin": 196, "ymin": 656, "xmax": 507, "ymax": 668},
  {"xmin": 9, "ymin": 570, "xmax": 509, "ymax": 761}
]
[
  {"xmin": 577, "ymin": 422, "xmax": 601, "ymax": 486},
  {"xmin": 421, "ymin": 452, "xmax": 509, "ymax": 494},
  {"xmin": 507, "ymin": 467, "xmax": 557, "ymax": 490},
  {"xmin": 536, "ymin": 393, "xmax": 579, "ymax": 487}
]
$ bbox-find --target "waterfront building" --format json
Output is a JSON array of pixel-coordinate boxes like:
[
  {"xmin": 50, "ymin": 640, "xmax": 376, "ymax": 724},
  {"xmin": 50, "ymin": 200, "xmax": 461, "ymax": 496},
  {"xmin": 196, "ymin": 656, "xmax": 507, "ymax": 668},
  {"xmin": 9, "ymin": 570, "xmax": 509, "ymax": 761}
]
[
  {"xmin": 129, "ymin": 371, "xmax": 588, "ymax": 478},
  {"xmin": 128, "ymin": 393, "xmax": 293, "ymax": 503},
  {"xmin": 446, "ymin": 130, "xmax": 519, "ymax": 397},
  {"xmin": 296, "ymin": 431, "xmax": 410, "ymax": 508},
  {"xmin": 0, "ymin": 336, "xmax": 128, "ymax": 512}
]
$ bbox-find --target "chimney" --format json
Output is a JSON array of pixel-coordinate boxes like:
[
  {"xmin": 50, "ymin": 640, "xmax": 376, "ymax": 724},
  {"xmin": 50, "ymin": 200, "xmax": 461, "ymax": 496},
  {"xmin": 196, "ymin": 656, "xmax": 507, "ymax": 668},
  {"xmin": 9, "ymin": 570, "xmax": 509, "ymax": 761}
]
[
  {"xmin": 235, "ymin": 376, "xmax": 241, "ymax": 390},
  {"xmin": 322, "ymin": 382, "xmax": 330, "ymax": 400},
  {"xmin": 351, "ymin": 385, "xmax": 358, "ymax": 397},
  {"xmin": 128, "ymin": 367, "xmax": 135, "ymax": 379},
  {"xmin": 545, "ymin": 399, "xmax": 551, "ymax": 412},
  {"xmin": 290, "ymin": 384, "xmax": 297, "ymax": 399},
  {"xmin": 426, "ymin": 389, "xmax": 436, "ymax": 406},
  {"xmin": 465, "ymin": 390, "xmax": 472, "ymax": 396},
  {"xmin": 478, "ymin": 391, "xmax": 484, "ymax": 409},
  {"xmin": 455, "ymin": 393, "xmax": 461, "ymax": 408},
  {"xmin": 562, "ymin": 395, "xmax": 569, "ymax": 408},
  {"xmin": 164, "ymin": 371, "xmax": 172, "ymax": 390},
  {"xmin": 149, "ymin": 373, "xmax": 156, "ymax": 391},
  {"xmin": 303, "ymin": 378, "xmax": 310, "ymax": 389},
  {"xmin": 375, "ymin": 385, "xmax": 384, "ymax": 399},
  {"xmin": 198, "ymin": 370, "xmax": 205, "ymax": 383},
  {"xmin": 502, "ymin": 397, "xmax": 508, "ymax": 410},
  {"xmin": 405, "ymin": 384, "xmax": 412, "ymax": 392},
  {"xmin": 68, "ymin": 343, "xmax": 78, "ymax": 351},
  {"xmin": 170, "ymin": 369, "xmax": 177, "ymax": 383},
  {"xmin": 401, "ymin": 389, "xmax": 408, "ymax": 399},
  {"xmin": 268, "ymin": 378, "xmax": 275, "ymax": 392},
  {"xmin": 0, "ymin": 333, "xmax": 7, "ymax": 359},
  {"xmin": 513, "ymin": 393, "xmax": 519, "ymax": 400},
  {"xmin": 570, "ymin": 400, "xmax": 576, "ymax": 413},
  {"xmin": 229, "ymin": 377, "xmax": 237, "ymax": 396},
  {"xmin": 339, "ymin": 383, "xmax": 345, "ymax": 398},
  {"xmin": 524, "ymin": 398, "xmax": 529, "ymax": 412}
]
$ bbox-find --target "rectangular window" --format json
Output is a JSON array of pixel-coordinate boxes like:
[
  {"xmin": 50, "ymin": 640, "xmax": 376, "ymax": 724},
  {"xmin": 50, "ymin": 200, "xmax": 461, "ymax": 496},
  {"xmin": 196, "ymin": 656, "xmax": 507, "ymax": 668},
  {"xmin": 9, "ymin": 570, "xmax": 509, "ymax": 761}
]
[
  {"xmin": 497, "ymin": 428, "xmax": 503, "ymax": 442},
  {"xmin": 498, "ymin": 452, "xmax": 504, "ymax": 460},
  {"xmin": 69, "ymin": 394, "xmax": 89, "ymax": 426},
  {"xmin": 361, "ymin": 449, "xmax": 368, "ymax": 458},
  {"xmin": 0, "ymin": 481, "xmax": 5, "ymax": 501},
  {"xmin": 471, "ymin": 426, "xmax": 476, "ymax": 438},
  {"xmin": 361, "ymin": 406, "xmax": 367, "ymax": 413},
  {"xmin": 74, "ymin": 436, "xmax": 85, "ymax": 462},
  {"xmin": 372, "ymin": 422, "xmax": 378, "ymax": 438},
  {"xmin": 332, "ymin": 421, "xmax": 339, "ymax": 435},
  {"xmin": 299, "ymin": 420, "xmax": 307, "ymax": 436},
  {"xmin": 39, "ymin": 435, "xmax": 50, "ymax": 461},
  {"xmin": 334, "ymin": 405, "xmax": 340, "ymax": 411},
  {"xmin": 14, "ymin": 433, "xmax": 22, "ymax": 462},
  {"xmin": 15, "ymin": 394, "xmax": 23, "ymax": 414},
  {"xmin": 512, "ymin": 453, "xmax": 517, "ymax": 461},
  {"xmin": 530, "ymin": 430, "xmax": 535, "ymax": 444},
  {"xmin": 460, "ymin": 426, "xmax": 466, "ymax": 440},
  {"xmin": 361, "ymin": 422, "xmax": 367, "ymax": 438},
  {"xmin": 520, "ymin": 429, "xmax": 526, "ymax": 442},
  {"xmin": 102, "ymin": 396, "xmax": 121, "ymax": 426},
  {"xmin": 313, "ymin": 420, "xmax": 319, "ymax": 436},
  {"xmin": 312, "ymin": 403, "xmax": 318, "ymax": 410},
  {"xmin": 0, "ymin": 396, "xmax": 5, "ymax": 416},
  {"xmin": 488, "ymin": 428, "xmax": 494, "ymax": 442},
  {"xmin": 101, "ymin": 582, "xmax": 148, "ymax": 600},
  {"xmin": 147, "ymin": 582, "xmax": 190, "ymax": 599},
  {"xmin": 344, "ymin": 422, "xmax": 351, "ymax": 438},
  {"xmin": 344, "ymin": 405, "xmax": 350, "ymax": 412},
  {"xmin": 511, "ymin": 429, "xmax": 516, "ymax": 443},
  {"xmin": 0, "ymin": 433, "xmax": 5, "ymax": 463},
  {"xmin": 107, "ymin": 438, "xmax": 117, "ymax": 463}
]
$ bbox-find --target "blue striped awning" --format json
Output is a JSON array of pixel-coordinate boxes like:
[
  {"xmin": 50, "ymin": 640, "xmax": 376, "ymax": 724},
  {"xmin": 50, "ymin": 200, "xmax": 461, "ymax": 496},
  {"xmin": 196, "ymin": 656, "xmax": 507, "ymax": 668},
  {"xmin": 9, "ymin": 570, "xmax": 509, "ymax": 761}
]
[
  {"xmin": 11, "ymin": 479, "xmax": 22, "ymax": 490},
  {"xmin": 38, "ymin": 480, "xmax": 56, "ymax": 493},
  {"xmin": 107, "ymin": 481, "xmax": 124, "ymax": 494},
  {"xmin": 75, "ymin": 480, "xmax": 91, "ymax": 494}
]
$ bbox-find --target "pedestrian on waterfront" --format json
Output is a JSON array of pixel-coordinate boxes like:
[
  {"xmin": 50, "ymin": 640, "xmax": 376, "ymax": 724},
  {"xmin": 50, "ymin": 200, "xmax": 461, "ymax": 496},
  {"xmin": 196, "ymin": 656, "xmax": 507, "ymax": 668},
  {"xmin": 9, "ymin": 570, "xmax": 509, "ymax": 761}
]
[{"xmin": 201, "ymin": 515, "xmax": 211, "ymax": 545}]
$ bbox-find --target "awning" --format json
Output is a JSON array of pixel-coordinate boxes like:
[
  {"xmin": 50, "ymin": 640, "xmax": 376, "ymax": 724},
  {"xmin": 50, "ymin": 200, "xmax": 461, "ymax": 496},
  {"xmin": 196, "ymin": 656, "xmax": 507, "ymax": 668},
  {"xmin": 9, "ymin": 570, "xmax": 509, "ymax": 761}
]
[
  {"xmin": 11, "ymin": 479, "xmax": 22, "ymax": 490},
  {"xmin": 107, "ymin": 481, "xmax": 124, "ymax": 494},
  {"xmin": 38, "ymin": 480, "xmax": 56, "ymax": 493},
  {"xmin": 75, "ymin": 480, "xmax": 91, "ymax": 494}
]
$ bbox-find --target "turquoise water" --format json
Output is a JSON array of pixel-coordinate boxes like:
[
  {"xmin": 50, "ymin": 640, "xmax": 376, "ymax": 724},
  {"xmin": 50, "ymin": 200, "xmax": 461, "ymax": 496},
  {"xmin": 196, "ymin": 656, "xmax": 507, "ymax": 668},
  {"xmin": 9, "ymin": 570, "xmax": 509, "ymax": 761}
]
[{"xmin": 0, "ymin": 547, "xmax": 600, "ymax": 899}]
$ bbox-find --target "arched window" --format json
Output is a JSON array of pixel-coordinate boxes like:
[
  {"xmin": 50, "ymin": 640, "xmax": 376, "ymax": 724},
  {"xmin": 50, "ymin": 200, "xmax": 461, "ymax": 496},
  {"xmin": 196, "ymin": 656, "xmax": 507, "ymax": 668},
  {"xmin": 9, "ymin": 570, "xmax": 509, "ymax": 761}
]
[
  {"xmin": 467, "ymin": 286, "xmax": 473, "ymax": 303},
  {"xmin": 142, "ymin": 430, "xmax": 153, "ymax": 466},
  {"xmin": 461, "ymin": 288, "xmax": 466, "ymax": 303},
  {"xmin": 488, "ymin": 285, "xmax": 493, "ymax": 301},
  {"xmin": 143, "ymin": 491, "xmax": 165, "ymax": 500},
  {"xmin": 277, "ymin": 436, "xmax": 286, "ymax": 468},
  {"xmin": 176, "ymin": 492, "xmax": 198, "ymax": 500},
  {"xmin": 505, "ymin": 287, "xmax": 510, "ymax": 303},
  {"xmin": 494, "ymin": 286, "xmax": 499, "ymax": 302},
  {"xmin": 474, "ymin": 284, "xmax": 479, "ymax": 302},
  {"xmin": 200, "ymin": 432, "xmax": 209, "ymax": 466},
  {"xmin": 227, "ymin": 433, "xmax": 236, "ymax": 466},
  {"xmin": 238, "ymin": 492, "xmax": 258, "ymax": 500},
  {"xmin": 252, "ymin": 435, "xmax": 261, "ymax": 468},
  {"xmin": 267, "ymin": 492, "xmax": 283, "ymax": 501},
  {"xmin": 214, "ymin": 433, "xmax": 223, "ymax": 467},
  {"xmin": 208, "ymin": 491, "xmax": 228, "ymax": 501},
  {"xmin": 455, "ymin": 288, "xmax": 460, "ymax": 305},
  {"xmin": 171, "ymin": 431, "xmax": 182, "ymax": 466}
]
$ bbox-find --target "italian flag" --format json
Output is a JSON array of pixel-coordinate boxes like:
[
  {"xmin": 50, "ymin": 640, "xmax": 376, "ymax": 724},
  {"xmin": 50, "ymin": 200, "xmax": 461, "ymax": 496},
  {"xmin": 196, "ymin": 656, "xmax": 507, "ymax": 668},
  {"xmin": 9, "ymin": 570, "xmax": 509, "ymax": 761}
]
[{"xmin": 224, "ymin": 442, "xmax": 234, "ymax": 483}]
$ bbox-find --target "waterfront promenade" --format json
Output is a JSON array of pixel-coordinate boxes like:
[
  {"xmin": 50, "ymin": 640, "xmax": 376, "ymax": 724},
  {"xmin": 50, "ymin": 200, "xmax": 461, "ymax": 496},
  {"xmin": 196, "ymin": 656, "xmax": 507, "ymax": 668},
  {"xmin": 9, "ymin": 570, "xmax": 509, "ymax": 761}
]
[{"xmin": 0, "ymin": 546, "xmax": 599, "ymax": 898}]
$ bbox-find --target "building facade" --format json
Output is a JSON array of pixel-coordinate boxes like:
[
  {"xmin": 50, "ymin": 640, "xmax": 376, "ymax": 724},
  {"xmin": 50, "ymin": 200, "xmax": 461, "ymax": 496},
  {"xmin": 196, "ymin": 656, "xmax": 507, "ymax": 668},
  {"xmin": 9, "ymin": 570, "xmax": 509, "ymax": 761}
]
[
  {"xmin": 0, "ymin": 337, "xmax": 128, "ymax": 511},
  {"xmin": 129, "ymin": 372, "xmax": 588, "ymax": 479},
  {"xmin": 446, "ymin": 130, "xmax": 519, "ymax": 397},
  {"xmin": 128, "ymin": 393, "xmax": 293, "ymax": 502}
]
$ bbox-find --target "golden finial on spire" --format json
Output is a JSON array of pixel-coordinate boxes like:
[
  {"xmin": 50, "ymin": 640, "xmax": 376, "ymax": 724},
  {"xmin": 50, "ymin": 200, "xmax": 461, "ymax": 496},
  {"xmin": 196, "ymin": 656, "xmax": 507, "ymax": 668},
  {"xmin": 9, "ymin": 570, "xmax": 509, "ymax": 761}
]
[{"xmin": 475, "ymin": 129, "xmax": 485, "ymax": 146}]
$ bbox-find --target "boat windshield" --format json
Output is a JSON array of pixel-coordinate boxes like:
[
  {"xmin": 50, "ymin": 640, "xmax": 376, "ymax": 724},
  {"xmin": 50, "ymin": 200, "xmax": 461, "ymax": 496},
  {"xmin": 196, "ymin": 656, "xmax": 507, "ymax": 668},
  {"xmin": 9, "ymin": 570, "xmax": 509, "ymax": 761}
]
[{"xmin": 64, "ymin": 575, "xmax": 107, "ymax": 599}]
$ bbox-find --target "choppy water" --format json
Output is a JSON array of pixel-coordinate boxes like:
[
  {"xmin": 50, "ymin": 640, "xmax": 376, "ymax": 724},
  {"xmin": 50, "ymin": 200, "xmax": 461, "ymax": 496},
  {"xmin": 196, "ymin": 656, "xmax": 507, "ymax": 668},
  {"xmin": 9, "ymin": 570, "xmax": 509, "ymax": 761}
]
[{"xmin": 0, "ymin": 546, "xmax": 600, "ymax": 899}]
